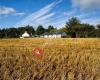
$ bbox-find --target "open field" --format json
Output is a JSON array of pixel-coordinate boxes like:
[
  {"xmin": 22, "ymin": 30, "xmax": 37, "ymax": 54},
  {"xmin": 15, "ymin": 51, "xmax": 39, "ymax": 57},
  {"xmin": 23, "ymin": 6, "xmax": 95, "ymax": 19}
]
[{"xmin": 0, "ymin": 38, "xmax": 100, "ymax": 80}]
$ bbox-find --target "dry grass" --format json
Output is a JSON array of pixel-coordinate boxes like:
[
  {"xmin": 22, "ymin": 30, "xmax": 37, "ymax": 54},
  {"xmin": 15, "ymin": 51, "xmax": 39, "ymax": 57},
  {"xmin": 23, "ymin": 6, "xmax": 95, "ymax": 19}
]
[{"xmin": 0, "ymin": 38, "xmax": 100, "ymax": 80}]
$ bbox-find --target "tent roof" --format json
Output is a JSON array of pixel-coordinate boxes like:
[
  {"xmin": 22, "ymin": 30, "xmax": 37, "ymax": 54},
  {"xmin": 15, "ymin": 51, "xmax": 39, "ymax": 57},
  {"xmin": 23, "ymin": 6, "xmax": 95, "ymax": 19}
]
[{"xmin": 22, "ymin": 31, "xmax": 30, "ymax": 37}]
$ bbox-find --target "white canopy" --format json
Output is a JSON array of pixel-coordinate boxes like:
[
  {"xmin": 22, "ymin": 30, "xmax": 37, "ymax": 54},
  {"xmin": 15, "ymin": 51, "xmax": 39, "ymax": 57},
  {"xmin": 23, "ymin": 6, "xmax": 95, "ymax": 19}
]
[{"xmin": 21, "ymin": 31, "xmax": 30, "ymax": 38}]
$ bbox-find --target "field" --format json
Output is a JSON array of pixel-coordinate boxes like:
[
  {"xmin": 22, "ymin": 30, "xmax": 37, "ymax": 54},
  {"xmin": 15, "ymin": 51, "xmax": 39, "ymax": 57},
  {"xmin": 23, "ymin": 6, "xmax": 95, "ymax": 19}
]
[{"xmin": 0, "ymin": 38, "xmax": 100, "ymax": 80}]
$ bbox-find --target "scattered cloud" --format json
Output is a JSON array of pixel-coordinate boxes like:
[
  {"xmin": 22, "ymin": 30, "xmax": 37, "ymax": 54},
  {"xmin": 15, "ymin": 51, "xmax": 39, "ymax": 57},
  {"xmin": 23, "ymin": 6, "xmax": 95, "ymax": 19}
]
[
  {"xmin": 0, "ymin": 6, "xmax": 25, "ymax": 16},
  {"xmin": 75, "ymin": 10, "xmax": 100, "ymax": 25},
  {"xmin": 35, "ymin": 13, "xmax": 55, "ymax": 22},
  {"xmin": 72, "ymin": 0, "xmax": 100, "ymax": 11},
  {"xmin": 0, "ymin": 0, "xmax": 99, "ymax": 28},
  {"xmin": 14, "ymin": 13, "xmax": 25, "ymax": 16},
  {"xmin": 15, "ymin": 0, "xmax": 65, "ymax": 28},
  {"xmin": 63, "ymin": 9, "xmax": 77, "ymax": 17},
  {"xmin": 81, "ymin": 18, "xmax": 100, "ymax": 25},
  {"xmin": 14, "ymin": 0, "xmax": 100, "ymax": 28},
  {"xmin": 69, "ymin": 0, "xmax": 100, "ymax": 25},
  {"xmin": 0, "ymin": 7, "xmax": 16, "ymax": 14},
  {"xmin": 45, "ymin": 17, "xmax": 68, "ymax": 28}
]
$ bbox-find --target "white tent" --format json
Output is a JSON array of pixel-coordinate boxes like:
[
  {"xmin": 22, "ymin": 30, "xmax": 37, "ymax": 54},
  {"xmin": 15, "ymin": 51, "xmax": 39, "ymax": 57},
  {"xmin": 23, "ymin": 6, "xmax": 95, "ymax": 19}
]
[
  {"xmin": 20, "ymin": 31, "xmax": 30, "ymax": 38},
  {"xmin": 41, "ymin": 32, "xmax": 67, "ymax": 38}
]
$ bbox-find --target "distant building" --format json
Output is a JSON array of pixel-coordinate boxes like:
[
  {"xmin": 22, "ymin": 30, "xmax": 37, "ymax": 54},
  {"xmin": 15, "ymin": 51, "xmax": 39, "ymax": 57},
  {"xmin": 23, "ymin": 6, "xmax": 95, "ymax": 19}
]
[
  {"xmin": 20, "ymin": 31, "xmax": 30, "ymax": 38},
  {"xmin": 41, "ymin": 32, "xmax": 67, "ymax": 38}
]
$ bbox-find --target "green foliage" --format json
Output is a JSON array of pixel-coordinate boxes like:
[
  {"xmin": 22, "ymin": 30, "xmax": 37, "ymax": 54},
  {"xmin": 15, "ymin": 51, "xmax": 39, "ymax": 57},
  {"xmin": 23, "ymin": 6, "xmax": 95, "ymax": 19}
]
[
  {"xmin": 65, "ymin": 17, "xmax": 81, "ymax": 38},
  {"xmin": 57, "ymin": 27, "xmax": 67, "ymax": 33},
  {"xmin": 0, "ymin": 17, "xmax": 100, "ymax": 38},
  {"xmin": 17, "ymin": 25, "xmax": 35, "ymax": 36},
  {"xmin": 7, "ymin": 28, "xmax": 18, "ymax": 38},
  {"xmin": 66, "ymin": 17, "xmax": 80, "ymax": 28},
  {"xmin": 0, "ymin": 25, "xmax": 35, "ymax": 38},
  {"xmin": 47, "ymin": 25, "xmax": 54, "ymax": 32},
  {"xmin": 65, "ymin": 17, "xmax": 99, "ymax": 38},
  {"xmin": 0, "ymin": 28, "xmax": 8, "ymax": 38},
  {"xmin": 25, "ymin": 25, "xmax": 35, "ymax": 35},
  {"xmin": 36, "ymin": 25, "xmax": 45, "ymax": 35},
  {"xmin": 97, "ymin": 24, "xmax": 100, "ymax": 30},
  {"xmin": 17, "ymin": 27, "xmax": 26, "ymax": 35}
]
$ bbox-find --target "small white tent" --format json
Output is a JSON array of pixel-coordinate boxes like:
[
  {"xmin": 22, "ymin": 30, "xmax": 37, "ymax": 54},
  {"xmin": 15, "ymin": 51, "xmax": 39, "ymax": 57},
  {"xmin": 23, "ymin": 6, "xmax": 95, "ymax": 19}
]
[{"xmin": 20, "ymin": 31, "xmax": 30, "ymax": 38}]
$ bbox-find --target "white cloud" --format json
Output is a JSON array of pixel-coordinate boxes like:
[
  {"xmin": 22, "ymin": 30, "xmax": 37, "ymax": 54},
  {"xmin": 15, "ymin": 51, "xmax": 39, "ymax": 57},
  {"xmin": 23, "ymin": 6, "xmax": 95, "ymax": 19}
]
[
  {"xmin": 14, "ymin": 13, "xmax": 25, "ymax": 16},
  {"xmin": 0, "ymin": 6, "xmax": 25, "ymax": 16},
  {"xmin": 35, "ymin": 13, "xmax": 55, "ymax": 22},
  {"xmin": 72, "ymin": 0, "xmax": 100, "ymax": 11},
  {"xmin": 81, "ymin": 18, "xmax": 100, "ymax": 25},
  {"xmin": 15, "ymin": 0, "xmax": 99, "ymax": 28},
  {"xmin": 45, "ymin": 17, "xmax": 68, "ymax": 28},
  {"xmin": 15, "ymin": 0, "xmax": 64, "ymax": 28},
  {"xmin": 62, "ymin": 4, "xmax": 100, "ymax": 26},
  {"xmin": 0, "ymin": 7, "xmax": 16, "ymax": 14},
  {"xmin": 63, "ymin": 9, "xmax": 77, "ymax": 17},
  {"xmin": 15, "ymin": 2, "xmax": 55, "ymax": 27}
]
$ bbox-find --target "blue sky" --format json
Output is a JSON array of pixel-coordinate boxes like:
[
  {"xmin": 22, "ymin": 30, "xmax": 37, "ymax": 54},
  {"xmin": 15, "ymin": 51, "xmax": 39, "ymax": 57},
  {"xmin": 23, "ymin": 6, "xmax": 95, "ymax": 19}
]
[{"xmin": 0, "ymin": 0, "xmax": 100, "ymax": 29}]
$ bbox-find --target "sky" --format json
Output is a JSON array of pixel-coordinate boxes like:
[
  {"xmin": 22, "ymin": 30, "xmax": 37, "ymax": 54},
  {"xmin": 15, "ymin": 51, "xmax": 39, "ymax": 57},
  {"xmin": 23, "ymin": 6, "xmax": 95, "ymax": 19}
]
[{"xmin": 0, "ymin": 0, "xmax": 100, "ymax": 29}]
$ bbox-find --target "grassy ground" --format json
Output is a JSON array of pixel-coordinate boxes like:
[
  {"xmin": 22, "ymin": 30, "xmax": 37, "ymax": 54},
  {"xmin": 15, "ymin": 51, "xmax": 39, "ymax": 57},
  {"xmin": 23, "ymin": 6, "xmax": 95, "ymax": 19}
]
[{"xmin": 0, "ymin": 38, "xmax": 100, "ymax": 80}]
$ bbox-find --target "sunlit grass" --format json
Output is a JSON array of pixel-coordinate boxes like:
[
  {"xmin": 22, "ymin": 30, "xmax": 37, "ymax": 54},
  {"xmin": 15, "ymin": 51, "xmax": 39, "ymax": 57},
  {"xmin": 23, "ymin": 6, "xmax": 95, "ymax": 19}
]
[{"xmin": 0, "ymin": 38, "xmax": 100, "ymax": 80}]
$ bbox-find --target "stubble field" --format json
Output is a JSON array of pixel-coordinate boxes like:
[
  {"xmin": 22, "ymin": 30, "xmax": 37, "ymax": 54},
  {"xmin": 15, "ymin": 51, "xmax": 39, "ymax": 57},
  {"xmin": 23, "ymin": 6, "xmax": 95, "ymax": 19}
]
[{"xmin": 0, "ymin": 38, "xmax": 100, "ymax": 80}]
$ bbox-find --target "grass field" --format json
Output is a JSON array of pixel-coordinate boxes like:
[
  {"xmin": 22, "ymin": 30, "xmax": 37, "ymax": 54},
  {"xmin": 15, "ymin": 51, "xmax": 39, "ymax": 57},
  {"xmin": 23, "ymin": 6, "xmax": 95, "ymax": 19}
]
[{"xmin": 0, "ymin": 38, "xmax": 100, "ymax": 80}]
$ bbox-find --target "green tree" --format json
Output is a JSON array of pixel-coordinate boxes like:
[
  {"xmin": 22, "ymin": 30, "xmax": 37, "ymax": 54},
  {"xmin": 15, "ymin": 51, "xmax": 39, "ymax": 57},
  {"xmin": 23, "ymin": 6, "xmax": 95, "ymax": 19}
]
[
  {"xmin": 57, "ymin": 27, "xmax": 67, "ymax": 33},
  {"xmin": 65, "ymin": 17, "xmax": 96, "ymax": 38},
  {"xmin": 36, "ymin": 25, "xmax": 45, "ymax": 35},
  {"xmin": 96, "ymin": 24, "xmax": 100, "ymax": 37},
  {"xmin": 82, "ymin": 24, "xmax": 95, "ymax": 37},
  {"xmin": 7, "ymin": 28, "xmax": 18, "ymax": 38},
  {"xmin": 47, "ymin": 25, "xmax": 54, "ymax": 32},
  {"xmin": 66, "ymin": 17, "xmax": 80, "ymax": 38},
  {"xmin": 1, "ymin": 29, "xmax": 8, "ymax": 38},
  {"xmin": 75, "ymin": 24, "xmax": 95, "ymax": 37},
  {"xmin": 17, "ymin": 25, "xmax": 35, "ymax": 36},
  {"xmin": 66, "ymin": 17, "xmax": 80, "ymax": 28},
  {"xmin": 17, "ymin": 27, "xmax": 26, "ymax": 36},
  {"xmin": 97, "ymin": 24, "xmax": 100, "ymax": 30},
  {"xmin": 25, "ymin": 25, "xmax": 35, "ymax": 36},
  {"xmin": 0, "ymin": 29, "xmax": 2, "ymax": 38}
]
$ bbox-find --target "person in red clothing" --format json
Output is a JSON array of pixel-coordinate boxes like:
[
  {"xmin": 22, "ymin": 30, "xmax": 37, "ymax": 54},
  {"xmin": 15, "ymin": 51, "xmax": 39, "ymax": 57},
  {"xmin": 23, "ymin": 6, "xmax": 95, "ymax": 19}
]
[{"xmin": 32, "ymin": 47, "xmax": 44, "ymax": 59}]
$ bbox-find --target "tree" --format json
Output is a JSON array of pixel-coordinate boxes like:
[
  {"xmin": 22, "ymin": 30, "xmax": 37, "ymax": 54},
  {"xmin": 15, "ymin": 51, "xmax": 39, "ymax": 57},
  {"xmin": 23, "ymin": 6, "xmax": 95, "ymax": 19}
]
[
  {"xmin": 0, "ymin": 28, "xmax": 8, "ymax": 38},
  {"xmin": 17, "ymin": 25, "xmax": 35, "ymax": 37},
  {"xmin": 97, "ymin": 24, "xmax": 100, "ymax": 30},
  {"xmin": 7, "ymin": 28, "xmax": 18, "ymax": 38},
  {"xmin": 82, "ymin": 24, "xmax": 95, "ymax": 37},
  {"xmin": 17, "ymin": 27, "xmax": 26, "ymax": 36},
  {"xmin": 75, "ymin": 24, "xmax": 95, "ymax": 37},
  {"xmin": 96, "ymin": 24, "xmax": 100, "ymax": 37},
  {"xmin": 0, "ymin": 29, "xmax": 2, "ymax": 38},
  {"xmin": 57, "ymin": 27, "xmax": 67, "ymax": 33},
  {"xmin": 66, "ymin": 17, "xmax": 80, "ymax": 38},
  {"xmin": 36, "ymin": 25, "xmax": 45, "ymax": 35},
  {"xmin": 66, "ymin": 17, "xmax": 80, "ymax": 28},
  {"xmin": 47, "ymin": 25, "xmax": 54, "ymax": 32},
  {"xmin": 65, "ymin": 17, "xmax": 96, "ymax": 38},
  {"xmin": 25, "ymin": 25, "xmax": 35, "ymax": 36}
]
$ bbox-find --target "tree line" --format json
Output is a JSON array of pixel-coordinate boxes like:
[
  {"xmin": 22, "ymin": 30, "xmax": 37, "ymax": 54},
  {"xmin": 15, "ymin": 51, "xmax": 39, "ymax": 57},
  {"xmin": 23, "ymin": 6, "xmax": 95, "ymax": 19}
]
[{"xmin": 0, "ymin": 17, "xmax": 100, "ymax": 38}]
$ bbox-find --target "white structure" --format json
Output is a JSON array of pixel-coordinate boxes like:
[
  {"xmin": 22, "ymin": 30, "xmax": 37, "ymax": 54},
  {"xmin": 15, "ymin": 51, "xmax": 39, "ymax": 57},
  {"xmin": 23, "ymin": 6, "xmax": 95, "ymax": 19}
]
[
  {"xmin": 20, "ymin": 31, "xmax": 30, "ymax": 38},
  {"xmin": 41, "ymin": 32, "xmax": 66, "ymax": 38}
]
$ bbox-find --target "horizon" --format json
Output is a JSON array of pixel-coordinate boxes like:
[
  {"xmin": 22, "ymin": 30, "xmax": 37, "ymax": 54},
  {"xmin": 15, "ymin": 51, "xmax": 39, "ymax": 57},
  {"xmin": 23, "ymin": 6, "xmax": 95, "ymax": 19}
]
[{"xmin": 0, "ymin": 0, "xmax": 100, "ymax": 29}]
